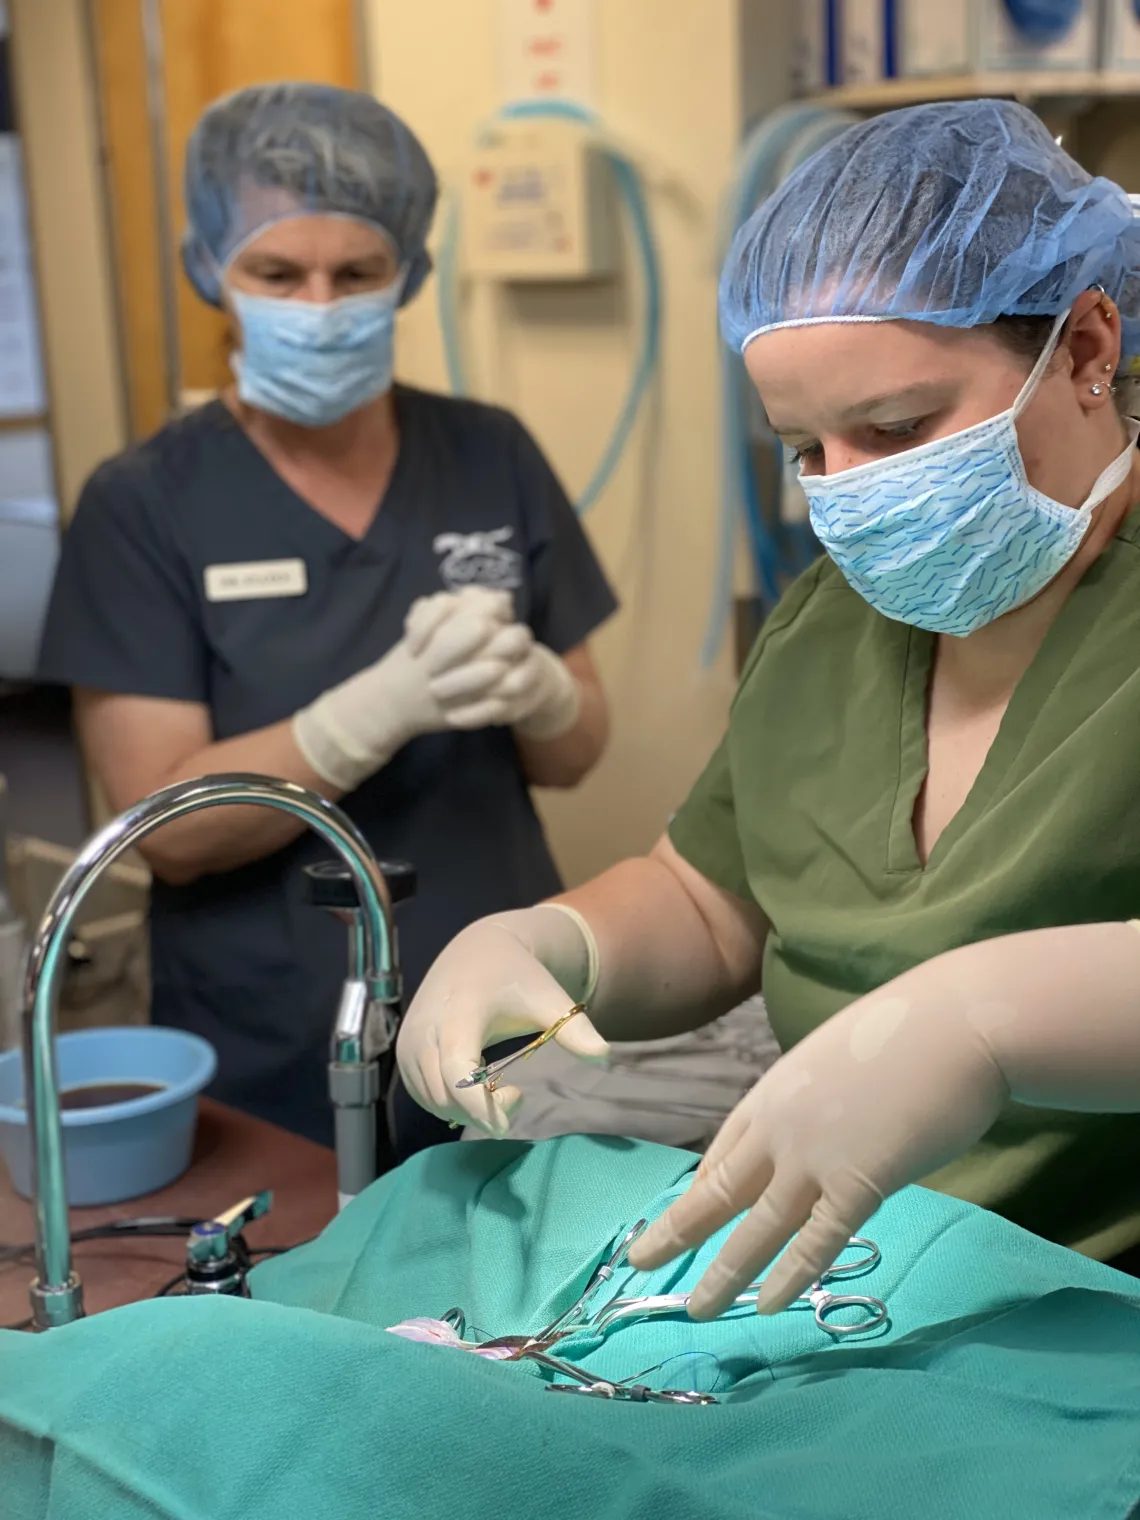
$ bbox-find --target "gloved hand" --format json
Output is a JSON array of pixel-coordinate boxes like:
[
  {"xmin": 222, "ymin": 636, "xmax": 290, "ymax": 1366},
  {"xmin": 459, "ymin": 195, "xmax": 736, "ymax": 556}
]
[
  {"xmin": 292, "ymin": 587, "xmax": 515, "ymax": 790},
  {"xmin": 628, "ymin": 922, "xmax": 1140, "ymax": 1321},
  {"xmin": 396, "ymin": 904, "xmax": 610, "ymax": 1134},
  {"xmin": 491, "ymin": 637, "xmax": 582, "ymax": 740},
  {"xmin": 406, "ymin": 601, "xmax": 582, "ymax": 741}
]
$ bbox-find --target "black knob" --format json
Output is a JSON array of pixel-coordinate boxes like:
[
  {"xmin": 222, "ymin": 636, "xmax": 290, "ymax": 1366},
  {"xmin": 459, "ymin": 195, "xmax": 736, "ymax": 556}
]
[{"xmin": 303, "ymin": 859, "xmax": 417, "ymax": 910}]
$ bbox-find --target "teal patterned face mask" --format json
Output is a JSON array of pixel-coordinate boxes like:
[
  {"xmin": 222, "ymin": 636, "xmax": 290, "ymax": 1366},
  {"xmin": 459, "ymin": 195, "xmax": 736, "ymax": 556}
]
[{"xmin": 801, "ymin": 311, "xmax": 1139, "ymax": 636}]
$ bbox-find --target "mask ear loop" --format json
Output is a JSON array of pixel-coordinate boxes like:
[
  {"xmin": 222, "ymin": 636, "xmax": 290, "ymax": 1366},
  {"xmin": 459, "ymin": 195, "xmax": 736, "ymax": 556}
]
[
  {"xmin": 1011, "ymin": 308, "xmax": 1071, "ymax": 420},
  {"xmin": 1007, "ymin": 301, "xmax": 1136, "ymax": 512}
]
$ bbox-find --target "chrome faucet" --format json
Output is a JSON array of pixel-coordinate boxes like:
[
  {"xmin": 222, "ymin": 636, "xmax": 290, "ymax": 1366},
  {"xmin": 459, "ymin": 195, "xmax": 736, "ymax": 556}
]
[{"xmin": 21, "ymin": 774, "xmax": 399, "ymax": 1331}]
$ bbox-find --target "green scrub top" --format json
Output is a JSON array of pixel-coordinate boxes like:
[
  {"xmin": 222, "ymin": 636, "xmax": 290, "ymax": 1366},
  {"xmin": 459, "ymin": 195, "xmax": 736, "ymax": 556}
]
[{"xmin": 670, "ymin": 509, "xmax": 1140, "ymax": 1260}]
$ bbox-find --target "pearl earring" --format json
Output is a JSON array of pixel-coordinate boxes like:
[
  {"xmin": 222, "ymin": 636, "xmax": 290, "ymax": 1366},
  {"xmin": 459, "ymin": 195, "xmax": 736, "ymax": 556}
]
[{"xmin": 1091, "ymin": 383, "xmax": 1106, "ymax": 396}]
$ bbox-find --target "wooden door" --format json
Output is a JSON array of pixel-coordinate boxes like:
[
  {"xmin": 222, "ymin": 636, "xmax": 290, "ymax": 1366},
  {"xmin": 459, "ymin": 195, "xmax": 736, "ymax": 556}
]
[{"xmin": 89, "ymin": 0, "xmax": 362, "ymax": 439}]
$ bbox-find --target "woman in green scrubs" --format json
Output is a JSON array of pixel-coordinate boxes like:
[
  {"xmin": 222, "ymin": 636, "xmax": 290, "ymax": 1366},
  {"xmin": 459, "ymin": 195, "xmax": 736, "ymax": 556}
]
[{"xmin": 396, "ymin": 100, "xmax": 1140, "ymax": 1310}]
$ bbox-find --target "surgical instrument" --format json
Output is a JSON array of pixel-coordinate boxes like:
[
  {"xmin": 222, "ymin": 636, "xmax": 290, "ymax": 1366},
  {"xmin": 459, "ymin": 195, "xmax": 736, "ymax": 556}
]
[
  {"xmin": 495, "ymin": 1338, "xmax": 719, "ymax": 1405},
  {"xmin": 591, "ymin": 1236, "xmax": 886, "ymax": 1338},
  {"xmin": 543, "ymin": 1351, "xmax": 720, "ymax": 1405},
  {"xmin": 454, "ymin": 1004, "xmax": 588, "ymax": 1093},
  {"xmin": 792, "ymin": 1237, "xmax": 887, "ymax": 1334},
  {"xmin": 442, "ymin": 1219, "xmax": 648, "ymax": 1357},
  {"xmin": 427, "ymin": 1231, "xmax": 883, "ymax": 1409},
  {"xmin": 430, "ymin": 1303, "xmax": 719, "ymax": 1402},
  {"xmin": 546, "ymin": 1381, "xmax": 718, "ymax": 1405},
  {"xmin": 532, "ymin": 1217, "xmax": 649, "ymax": 1344}
]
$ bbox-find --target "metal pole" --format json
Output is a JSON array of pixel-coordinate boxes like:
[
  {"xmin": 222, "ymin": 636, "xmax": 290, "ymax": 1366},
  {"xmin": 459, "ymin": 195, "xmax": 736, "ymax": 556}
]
[
  {"xmin": 139, "ymin": 0, "xmax": 181, "ymax": 417},
  {"xmin": 23, "ymin": 774, "xmax": 398, "ymax": 1328}
]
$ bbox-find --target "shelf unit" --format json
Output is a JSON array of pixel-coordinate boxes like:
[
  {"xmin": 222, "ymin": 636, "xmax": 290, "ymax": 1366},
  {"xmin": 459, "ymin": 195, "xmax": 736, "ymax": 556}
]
[{"xmin": 808, "ymin": 71, "xmax": 1140, "ymax": 110}]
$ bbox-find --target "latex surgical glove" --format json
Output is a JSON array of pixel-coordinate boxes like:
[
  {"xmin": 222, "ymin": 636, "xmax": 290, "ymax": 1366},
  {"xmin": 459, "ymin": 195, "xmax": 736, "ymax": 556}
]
[
  {"xmin": 403, "ymin": 587, "xmax": 514, "ymax": 660},
  {"xmin": 628, "ymin": 921, "xmax": 1140, "ymax": 1321},
  {"xmin": 454, "ymin": 624, "xmax": 582, "ymax": 739},
  {"xmin": 410, "ymin": 598, "xmax": 581, "ymax": 740},
  {"xmin": 396, "ymin": 904, "xmax": 610, "ymax": 1135},
  {"xmin": 490, "ymin": 634, "xmax": 582, "ymax": 740},
  {"xmin": 293, "ymin": 587, "xmax": 514, "ymax": 790},
  {"xmin": 409, "ymin": 590, "xmax": 537, "ymax": 730}
]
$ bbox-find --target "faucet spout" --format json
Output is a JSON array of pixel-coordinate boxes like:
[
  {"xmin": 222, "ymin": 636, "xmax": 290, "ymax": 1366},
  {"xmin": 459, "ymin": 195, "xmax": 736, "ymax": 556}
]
[{"xmin": 21, "ymin": 774, "xmax": 397, "ymax": 1330}]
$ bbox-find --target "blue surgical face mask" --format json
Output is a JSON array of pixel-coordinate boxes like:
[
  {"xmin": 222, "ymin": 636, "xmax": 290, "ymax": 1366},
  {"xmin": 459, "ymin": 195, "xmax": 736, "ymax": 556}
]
[
  {"xmin": 228, "ymin": 276, "xmax": 405, "ymax": 427},
  {"xmin": 799, "ymin": 311, "xmax": 1140, "ymax": 636}
]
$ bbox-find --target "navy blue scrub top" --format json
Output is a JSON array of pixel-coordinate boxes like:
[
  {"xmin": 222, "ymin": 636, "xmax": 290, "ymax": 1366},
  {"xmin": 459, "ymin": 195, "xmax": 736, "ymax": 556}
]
[{"xmin": 38, "ymin": 388, "xmax": 617, "ymax": 1144}]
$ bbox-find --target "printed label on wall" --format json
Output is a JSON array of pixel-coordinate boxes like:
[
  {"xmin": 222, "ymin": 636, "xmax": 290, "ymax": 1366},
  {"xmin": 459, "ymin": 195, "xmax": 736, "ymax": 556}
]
[{"xmin": 499, "ymin": 0, "xmax": 594, "ymax": 104}]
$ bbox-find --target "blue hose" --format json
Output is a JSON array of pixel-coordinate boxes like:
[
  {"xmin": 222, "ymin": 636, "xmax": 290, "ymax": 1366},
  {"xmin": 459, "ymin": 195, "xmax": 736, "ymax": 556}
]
[
  {"xmin": 701, "ymin": 104, "xmax": 858, "ymax": 668},
  {"xmin": 436, "ymin": 99, "xmax": 661, "ymax": 516},
  {"xmin": 436, "ymin": 193, "xmax": 467, "ymax": 399}
]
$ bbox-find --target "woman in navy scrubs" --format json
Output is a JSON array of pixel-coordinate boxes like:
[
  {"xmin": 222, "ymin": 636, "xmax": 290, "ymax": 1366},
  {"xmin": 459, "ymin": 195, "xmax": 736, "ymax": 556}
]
[{"xmin": 38, "ymin": 83, "xmax": 616, "ymax": 1154}]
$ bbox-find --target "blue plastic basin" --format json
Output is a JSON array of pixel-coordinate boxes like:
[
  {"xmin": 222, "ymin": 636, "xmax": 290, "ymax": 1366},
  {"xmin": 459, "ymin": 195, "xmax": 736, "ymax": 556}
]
[{"xmin": 0, "ymin": 1027, "xmax": 217, "ymax": 1205}]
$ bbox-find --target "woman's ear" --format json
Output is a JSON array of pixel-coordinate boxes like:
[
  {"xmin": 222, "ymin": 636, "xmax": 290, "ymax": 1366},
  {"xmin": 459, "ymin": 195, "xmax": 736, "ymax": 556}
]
[{"xmin": 1066, "ymin": 289, "xmax": 1122, "ymax": 412}]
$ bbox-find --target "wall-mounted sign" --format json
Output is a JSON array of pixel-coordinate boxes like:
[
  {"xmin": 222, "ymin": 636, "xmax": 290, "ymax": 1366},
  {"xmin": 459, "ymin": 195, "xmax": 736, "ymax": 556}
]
[{"xmin": 499, "ymin": 0, "xmax": 595, "ymax": 105}]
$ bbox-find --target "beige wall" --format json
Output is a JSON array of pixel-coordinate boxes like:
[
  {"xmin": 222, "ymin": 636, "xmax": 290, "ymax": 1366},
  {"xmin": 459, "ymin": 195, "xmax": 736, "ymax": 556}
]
[
  {"xmin": 367, "ymin": 0, "xmax": 772, "ymax": 886},
  {"xmin": 1073, "ymin": 101, "xmax": 1140, "ymax": 190},
  {"xmin": 9, "ymin": 0, "xmax": 128, "ymax": 517}
]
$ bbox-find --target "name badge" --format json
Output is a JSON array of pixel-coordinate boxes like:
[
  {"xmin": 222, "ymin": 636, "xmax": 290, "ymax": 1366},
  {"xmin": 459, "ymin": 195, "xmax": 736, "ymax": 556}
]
[{"xmin": 204, "ymin": 559, "xmax": 308, "ymax": 602}]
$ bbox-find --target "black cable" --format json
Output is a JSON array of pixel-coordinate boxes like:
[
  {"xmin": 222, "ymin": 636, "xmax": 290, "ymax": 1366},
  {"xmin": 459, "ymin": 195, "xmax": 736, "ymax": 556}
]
[
  {"xmin": 75, "ymin": 1216, "xmax": 201, "ymax": 1240},
  {"xmin": 0, "ymin": 1216, "xmax": 205, "ymax": 1264},
  {"xmin": 0, "ymin": 1219, "xmax": 206, "ymax": 1324},
  {"xmin": 3, "ymin": 1218, "xmax": 316, "ymax": 1262},
  {"xmin": 0, "ymin": 1225, "xmax": 317, "ymax": 1314},
  {"xmin": 153, "ymin": 1268, "xmax": 188, "ymax": 1299}
]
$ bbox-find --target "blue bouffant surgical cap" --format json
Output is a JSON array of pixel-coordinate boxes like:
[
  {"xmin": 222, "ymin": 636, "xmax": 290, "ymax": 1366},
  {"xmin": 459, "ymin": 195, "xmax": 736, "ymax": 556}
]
[
  {"xmin": 720, "ymin": 99, "xmax": 1140, "ymax": 367},
  {"xmin": 182, "ymin": 82, "xmax": 438, "ymax": 308}
]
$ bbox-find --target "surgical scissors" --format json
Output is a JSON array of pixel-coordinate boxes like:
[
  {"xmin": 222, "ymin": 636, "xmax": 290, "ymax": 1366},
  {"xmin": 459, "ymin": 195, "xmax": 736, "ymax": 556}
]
[
  {"xmin": 455, "ymin": 1218, "xmax": 650, "ymax": 1356},
  {"xmin": 591, "ymin": 1236, "xmax": 886, "ymax": 1338},
  {"xmin": 454, "ymin": 1005, "xmax": 588, "ymax": 1094},
  {"xmin": 793, "ymin": 1237, "xmax": 886, "ymax": 1334},
  {"xmin": 434, "ymin": 1230, "xmax": 884, "ymax": 1417},
  {"xmin": 534, "ymin": 1217, "xmax": 649, "ymax": 1343},
  {"xmin": 524, "ymin": 1344, "xmax": 718, "ymax": 1402},
  {"xmin": 546, "ymin": 1381, "xmax": 718, "ymax": 1405}
]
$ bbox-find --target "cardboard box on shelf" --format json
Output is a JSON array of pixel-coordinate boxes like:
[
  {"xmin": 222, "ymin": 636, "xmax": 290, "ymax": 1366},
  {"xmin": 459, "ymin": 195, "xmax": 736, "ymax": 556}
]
[
  {"xmin": 4, "ymin": 834, "xmax": 150, "ymax": 1042},
  {"xmin": 975, "ymin": 0, "xmax": 1098, "ymax": 72}
]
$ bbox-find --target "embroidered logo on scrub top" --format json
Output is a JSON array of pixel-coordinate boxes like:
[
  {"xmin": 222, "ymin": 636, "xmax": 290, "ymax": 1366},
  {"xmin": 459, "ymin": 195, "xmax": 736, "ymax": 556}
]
[{"xmin": 433, "ymin": 528, "xmax": 523, "ymax": 592}]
